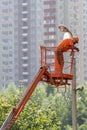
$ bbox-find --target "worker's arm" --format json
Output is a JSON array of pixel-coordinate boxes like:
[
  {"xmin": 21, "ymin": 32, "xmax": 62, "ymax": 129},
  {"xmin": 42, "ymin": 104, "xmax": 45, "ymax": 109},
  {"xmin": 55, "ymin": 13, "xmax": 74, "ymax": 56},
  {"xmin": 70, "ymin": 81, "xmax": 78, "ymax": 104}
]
[
  {"xmin": 70, "ymin": 46, "xmax": 79, "ymax": 56},
  {"xmin": 69, "ymin": 39, "xmax": 79, "ymax": 52},
  {"xmin": 73, "ymin": 46, "xmax": 79, "ymax": 52}
]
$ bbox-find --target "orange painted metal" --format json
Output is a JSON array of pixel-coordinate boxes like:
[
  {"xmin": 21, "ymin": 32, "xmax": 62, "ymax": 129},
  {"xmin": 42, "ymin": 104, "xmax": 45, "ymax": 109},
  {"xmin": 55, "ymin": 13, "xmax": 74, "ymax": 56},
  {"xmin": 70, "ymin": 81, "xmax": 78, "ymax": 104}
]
[
  {"xmin": 0, "ymin": 66, "xmax": 50, "ymax": 130},
  {"xmin": 40, "ymin": 46, "xmax": 73, "ymax": 85},
  {"xmin": 1, "ymin": 45, "xmax": 74, "ymax": 130}
]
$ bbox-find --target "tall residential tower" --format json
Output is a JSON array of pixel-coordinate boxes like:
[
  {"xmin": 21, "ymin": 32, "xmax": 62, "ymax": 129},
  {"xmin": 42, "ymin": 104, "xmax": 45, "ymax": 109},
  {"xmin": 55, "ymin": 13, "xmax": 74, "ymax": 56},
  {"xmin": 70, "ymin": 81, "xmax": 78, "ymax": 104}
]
[
  {"xmin": 0, "ymin": 0, "xmax": 87, "ymax": 89},
  {"xmin": 18, "ymin": 0, "xmax": 44, "ymax": 86},
  {"xmin": 0, "ymin": 0, "xmax": 17, "ymax": 89}
]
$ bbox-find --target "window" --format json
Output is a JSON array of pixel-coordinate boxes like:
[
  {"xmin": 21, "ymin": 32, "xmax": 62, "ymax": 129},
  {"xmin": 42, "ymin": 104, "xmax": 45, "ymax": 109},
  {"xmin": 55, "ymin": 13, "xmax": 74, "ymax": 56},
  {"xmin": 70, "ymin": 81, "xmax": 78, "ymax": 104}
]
[
  {"xmin": 3, "ymin": 46, "xmax": 8, "ymax": 50},
  {"xmin": 2, "ymin": 24, "xmax": 8, "ymax": 27},
  {"xmin": 9, "ymin": 76, "xmax": 13, "ymax": 80},
  {"xmin": 9, "ymin": 61, "xmax": 13, "ymax": 64},
  {"xmin": 22, "ymin": 44, "xmax": 27, "ymax": 48},
  {"xmin": 22, "ymin": 6, "xmax": 27, "ymax": 11},
  {"xmin": 23, "ymin": 29, "xmax": 27, "ymax": 34},
  {"xmin": 22, "ymin": 60, "xmax": 28, "ymax": 64},
  {"xmin": 9, "ymin": 31, "xmax": 13, "ymax": 34},
  {"xmin": 23, "ymin": 21, "xmax": 27, "ymax": 26},
  {"xmin": 8, "ymin": 69, "xmax": 12, "ymax": 72},
  {"xmin": 2, "ymin": 39, "xmax": 9, "ymax": 43},
  {"xmin": 23, "ymin": 52, "xmax": 28, "ymax": 57},
  {"xmin": 22, "ymin": 0, "xmax": 27, "ymax": 3},
  {"xmin": 9, "ymin": 53, "xmax": 13, "ymax": 57},
  {"xmin": 2, "ymin": 1, "xmax": 8, "ymax": 5},
  {"xmin": 23, "ymin": 75, "xmax": 28, "ymax": 79},
  {"xmin": 9, "ymin": 24, "xmax": 12, "ymax": 27},
  {"xmin": 22, "ymin": 13, "xmax": 27, "ymax": 18},
  {"xmin": 2, "ymin": 31, "xmax": 8, "ymax": 35},
  {"xmin": 2, "ymin": 9, "xmax": 8, "ymax": 13},
  {"xmin": 3, "ymin": 69, "xmax": 8, "ymax": 73},
  {"xmin": 3, "ymin": 61, "xmax": 8, "ymax": 65},
  {"xmin": 23, "ymin": 67, "xmax": 28, "ymax": 71},
  {"xmin": 22, "ymin": 36, "xmax": 27, "ymax": 42}
]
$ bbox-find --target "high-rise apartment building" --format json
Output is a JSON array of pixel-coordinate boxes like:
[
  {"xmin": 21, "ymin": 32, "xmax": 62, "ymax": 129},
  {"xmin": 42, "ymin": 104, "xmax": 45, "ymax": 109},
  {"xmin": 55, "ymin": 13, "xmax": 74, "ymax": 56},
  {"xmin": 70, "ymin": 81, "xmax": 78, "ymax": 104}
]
[
  {"xmin": 0, "ymin": 0, "xmax": 17, "ymax": 89},
  {"xmin": 18, "ymin": 0, "xmax": 44, "ymax": 86},
  {"xmin": 44, "ymin": 0, "xmax": 87, "ymax": 85},
  {"xmin": 44, "ymin": 0, "xmax": 57, "ymax": 47},
  {"xmin": 14, "ymin": 0, "xmax": 19, "ymax": 86},
  {"xmin": 59, "ymin": 0, "xmax": 87, "ymax": 85},
  {"xmin": 0, "ymin": 0, "xmax": 87, "ymax": 89}
]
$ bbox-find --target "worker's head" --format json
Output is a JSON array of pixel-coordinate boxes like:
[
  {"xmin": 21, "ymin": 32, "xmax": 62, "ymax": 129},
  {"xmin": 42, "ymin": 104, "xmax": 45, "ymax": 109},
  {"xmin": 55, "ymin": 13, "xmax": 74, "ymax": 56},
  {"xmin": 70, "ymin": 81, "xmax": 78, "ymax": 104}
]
[
  {"xmin": 73, "ymin": 36, "xmax": 79, "ymax": 44},
  {"xmin": 58, "ymin": 25, "xmax": 69, "ymax": 32}
]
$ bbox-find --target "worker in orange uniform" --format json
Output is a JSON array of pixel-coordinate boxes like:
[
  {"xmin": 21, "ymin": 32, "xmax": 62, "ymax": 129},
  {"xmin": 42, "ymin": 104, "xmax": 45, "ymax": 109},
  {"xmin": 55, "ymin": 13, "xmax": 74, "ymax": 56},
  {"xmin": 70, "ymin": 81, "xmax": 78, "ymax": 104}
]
[{"xmin": 55, "ymin": 25, "xmax": 79, "ymax": 74}]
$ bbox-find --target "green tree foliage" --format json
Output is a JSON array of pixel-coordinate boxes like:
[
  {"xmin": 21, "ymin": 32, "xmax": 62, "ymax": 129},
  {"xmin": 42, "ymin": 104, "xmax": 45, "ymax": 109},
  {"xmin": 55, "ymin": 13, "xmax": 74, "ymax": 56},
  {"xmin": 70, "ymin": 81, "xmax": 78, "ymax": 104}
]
[
  {"xmin": 0, "ymin": 83, "xmax": 87, "ymax": 130},
  {"xmin": 0, "ymin": 83, "xmax": 19, "ymax": 124},
  {"xmin": 77, "ymin": 86, "xmax": 87, "ymax": 130},
  {"xmin": 0, "ymin": 83, "xmax": 61, "ymax": 130}
]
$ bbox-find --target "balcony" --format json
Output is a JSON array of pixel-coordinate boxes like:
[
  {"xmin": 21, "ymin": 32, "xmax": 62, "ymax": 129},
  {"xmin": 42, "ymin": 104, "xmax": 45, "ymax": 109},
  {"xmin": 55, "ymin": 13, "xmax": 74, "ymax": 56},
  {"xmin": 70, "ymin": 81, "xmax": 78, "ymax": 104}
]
[
  {"xmin": 22, "ymin": 11, "xmax": 28, "ymax": 14},
  {"xmin": 23, "ymin": 79, "xmax": 28, "ymax": 82},
  {"xmin": 22, "ymin": 33, "xmax": 28, "ymax": 36},
  {"xmin": 22, "ymin": 26, "xmax": 28, "ymax": 29},
  {"xmin": 44, "ymin": 16, "xmax": 55, "ymax": 21},
  {"xmin": 22, "ymin": 64, "xmax": 28, "ymax": 67},
  {"xmin": 22, "ymin": 18, "xmax": 28, "ymax": 21},
  {"xmin": 22, "ymin": 57, "xmax": 28, "ymax": 60},
  {"xmin": 44, "ymin": 8, "xmax": 56, "ymax": 13},
  {"xmin": 44, "ymin": 32, "xmax": 56, "ymax": 35},
  {"xmin": 22, "ymin": 3, "xmax": 27, "ymax": 6},
  {"xmin": 22, "ymin": 72, "xmax": 28, "ymax": 75},
  {"xmin": 44, "ymin": 1, "xmax": 56, "ymax": 5},
  {"xmin": 44, "ymin": 39, "xmax": 56, "ymax": 43},
  {"xmin": 22, "ymin": 41, "xmax": 28, "ymax": 44},
  {"xmin": 22, "ymin": 48, "xmax": 28, "ymax": 51},
  {"xmin": 44, "ymin": 24, "xmax": 55, "ymax": 28}
]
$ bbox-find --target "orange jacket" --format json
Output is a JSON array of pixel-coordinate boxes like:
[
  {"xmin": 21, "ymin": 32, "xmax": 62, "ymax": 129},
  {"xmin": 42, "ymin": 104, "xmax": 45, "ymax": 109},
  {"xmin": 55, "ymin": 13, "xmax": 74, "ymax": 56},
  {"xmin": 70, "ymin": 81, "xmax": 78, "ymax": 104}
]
[{"xmin": 56, "ymin": 39, "xmax": 74, "ymax": 52}]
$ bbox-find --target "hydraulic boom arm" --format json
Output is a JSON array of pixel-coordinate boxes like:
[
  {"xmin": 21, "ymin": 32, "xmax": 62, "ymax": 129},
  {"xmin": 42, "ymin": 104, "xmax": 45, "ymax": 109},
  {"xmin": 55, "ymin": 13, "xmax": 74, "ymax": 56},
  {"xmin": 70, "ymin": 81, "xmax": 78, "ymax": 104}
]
[
  {"xmin": 0, "ymin": 66, "xmax": 50, "ymax": 130},
  {"xmin": 0, "ymin": 46, "xmax": 74, "ymax": 130}
]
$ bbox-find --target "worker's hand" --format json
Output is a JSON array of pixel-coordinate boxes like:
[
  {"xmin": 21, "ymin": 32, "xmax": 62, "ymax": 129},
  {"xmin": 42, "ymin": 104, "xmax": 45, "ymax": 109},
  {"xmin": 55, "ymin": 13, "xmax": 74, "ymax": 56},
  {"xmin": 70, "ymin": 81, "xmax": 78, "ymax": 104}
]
[
  {"xmin": 74, "ymin": 47, "xmax": 79, "ymax": 52},
  {"xmin": 70, "ymin": 47, "xmax": 79, "ymax": 56},
  {"xmin": 76, "ymin": 48, "xmax": 79, "ymax": 52}
]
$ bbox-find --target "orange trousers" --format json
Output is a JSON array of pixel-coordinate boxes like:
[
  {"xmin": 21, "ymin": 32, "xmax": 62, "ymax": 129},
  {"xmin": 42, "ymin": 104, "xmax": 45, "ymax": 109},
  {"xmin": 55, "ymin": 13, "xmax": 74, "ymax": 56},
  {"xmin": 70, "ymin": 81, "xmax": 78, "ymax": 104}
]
[{"xmin": 55, "ymin": 49, "xmax": 64, "ymax": 73}]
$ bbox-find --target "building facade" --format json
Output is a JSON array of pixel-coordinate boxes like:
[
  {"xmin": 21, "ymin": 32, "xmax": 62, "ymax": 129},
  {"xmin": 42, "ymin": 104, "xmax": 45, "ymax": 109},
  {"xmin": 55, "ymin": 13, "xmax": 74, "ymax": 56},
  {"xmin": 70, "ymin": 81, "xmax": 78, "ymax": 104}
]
[
  {"xmin": 0, "ymin": 0, "xmax": 87, "ymax": 89},
  {"xmin": 44, "ymin": 0, "xmax": 87, "ymax": 85},
  {"xmin": 0, "ymin": 0, "xmax": 17, "ymax": 89},
  {"xmin": 18, "ymin": 0, "xmax": 44, "ymax": 86},
  {"xmin": 44, "ymin": 0, "xmax": 57, "ymax": 47}
]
